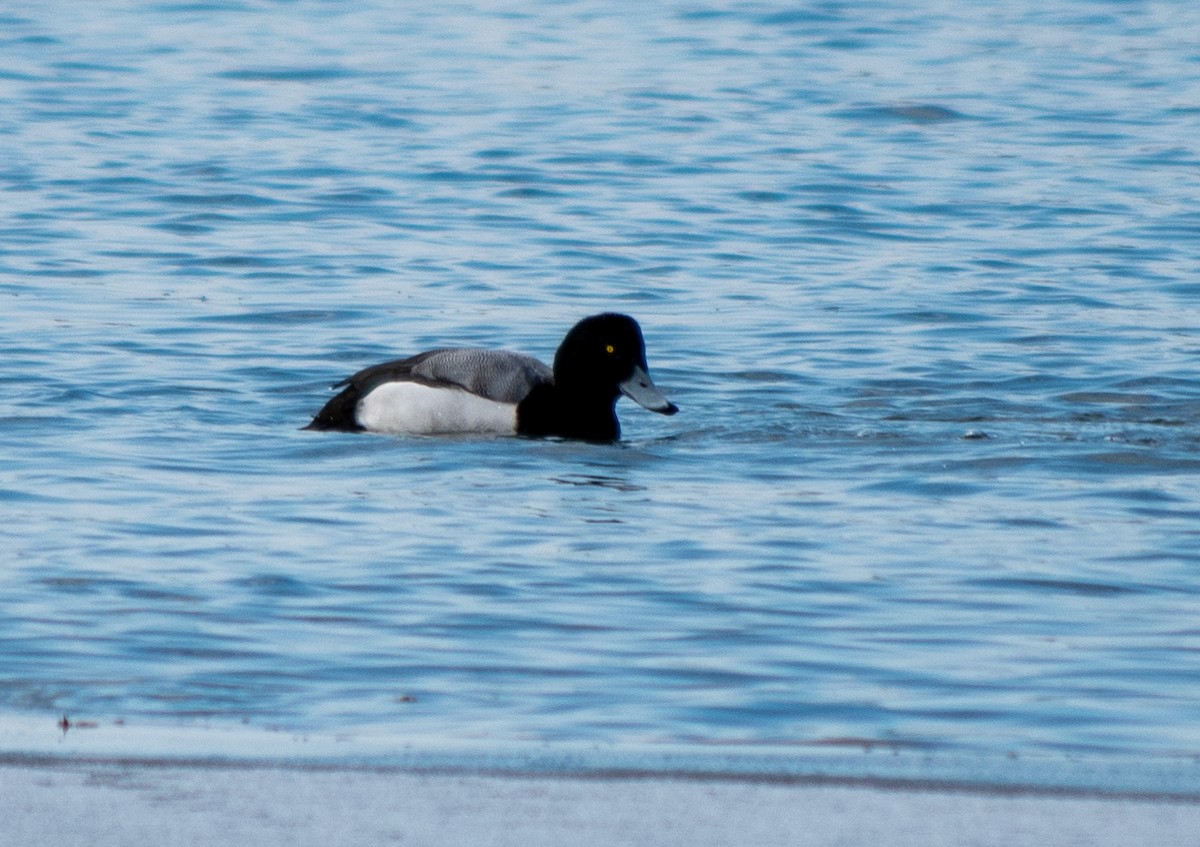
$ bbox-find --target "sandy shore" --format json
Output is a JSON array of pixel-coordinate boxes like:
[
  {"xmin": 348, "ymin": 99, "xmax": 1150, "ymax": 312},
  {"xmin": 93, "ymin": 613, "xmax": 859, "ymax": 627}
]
[{"xmin": 5, "ymin": 757, "xmax": 1200, "ymax": 847}]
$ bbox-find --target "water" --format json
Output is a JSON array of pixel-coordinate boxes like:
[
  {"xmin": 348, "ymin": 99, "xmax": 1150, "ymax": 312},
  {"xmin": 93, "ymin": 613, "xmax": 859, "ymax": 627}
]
[{"xmin": 3, "ymin": 0, "xmax": 1200, "ymax": 788}]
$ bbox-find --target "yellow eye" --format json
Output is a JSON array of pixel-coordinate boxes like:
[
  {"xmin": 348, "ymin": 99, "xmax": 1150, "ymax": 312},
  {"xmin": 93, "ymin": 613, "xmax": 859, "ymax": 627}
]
[{"xmin": 605, "ymin": 344, "xmax": 615, "ymax": 354}]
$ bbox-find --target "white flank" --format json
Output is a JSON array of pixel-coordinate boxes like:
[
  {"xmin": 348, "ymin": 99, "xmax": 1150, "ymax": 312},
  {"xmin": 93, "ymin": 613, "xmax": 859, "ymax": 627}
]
[{"xmin": 356, "ymin": 381, "xmax": 518, "ymax": 434}]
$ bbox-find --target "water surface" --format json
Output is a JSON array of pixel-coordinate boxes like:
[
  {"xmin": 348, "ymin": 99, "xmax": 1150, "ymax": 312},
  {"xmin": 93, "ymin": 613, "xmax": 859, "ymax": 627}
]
[{"xmin": 3, "ymin": 0, "xmax": 1200, "ymax": 788}]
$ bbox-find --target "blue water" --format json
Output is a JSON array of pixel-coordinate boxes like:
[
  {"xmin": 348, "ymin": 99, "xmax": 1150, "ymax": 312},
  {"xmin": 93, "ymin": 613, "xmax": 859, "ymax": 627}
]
[{"xmin": 3, "ymin": 0, "xmax": 1200, "ymax": 786}]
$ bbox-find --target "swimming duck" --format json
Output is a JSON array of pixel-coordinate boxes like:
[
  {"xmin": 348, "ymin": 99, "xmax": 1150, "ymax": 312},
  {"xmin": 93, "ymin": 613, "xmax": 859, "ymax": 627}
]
[{"xmin": 305, "ymin": 313, "xmax": 678, "ymax": 441}]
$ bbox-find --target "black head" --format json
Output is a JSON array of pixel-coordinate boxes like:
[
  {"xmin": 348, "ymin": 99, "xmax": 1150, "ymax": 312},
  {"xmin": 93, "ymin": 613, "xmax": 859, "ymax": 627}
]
[
  {"xmin": 553, "ymin": 313, "xmax": 642, "ymax": 388},
  {"xmin": 516, "ymin": 313, "xmax": 678, "ymax": 441}
]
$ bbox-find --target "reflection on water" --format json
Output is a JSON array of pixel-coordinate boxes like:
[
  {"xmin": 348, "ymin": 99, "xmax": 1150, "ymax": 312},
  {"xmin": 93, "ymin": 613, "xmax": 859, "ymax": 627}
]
[{"xmin": 552, "ymin": 474, "xmax": 645, "ymax": 493}]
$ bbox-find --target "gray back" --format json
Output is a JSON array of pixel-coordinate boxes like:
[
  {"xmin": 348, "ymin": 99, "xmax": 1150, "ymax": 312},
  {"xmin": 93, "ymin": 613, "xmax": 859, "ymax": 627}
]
[{"xmin": 412, "ymin": 348, "xmax": 552, "ymax": 404}]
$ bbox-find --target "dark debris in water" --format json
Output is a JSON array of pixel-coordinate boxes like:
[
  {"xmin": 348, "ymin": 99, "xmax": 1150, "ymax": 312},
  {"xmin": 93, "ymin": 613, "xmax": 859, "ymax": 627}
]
[{"xmin": 58, "ymin": 714, "xmax": 101, "ymax": 735}]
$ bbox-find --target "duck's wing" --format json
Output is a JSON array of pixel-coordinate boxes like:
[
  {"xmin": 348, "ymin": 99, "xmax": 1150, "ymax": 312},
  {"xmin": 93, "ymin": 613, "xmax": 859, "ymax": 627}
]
[
  {"xmin": 410, "ymin": 348, "xmax": 553, "ymax": 403},
  {"xmin": 304, "ymin": 348, "xmax": 552, "ymax": 431}
]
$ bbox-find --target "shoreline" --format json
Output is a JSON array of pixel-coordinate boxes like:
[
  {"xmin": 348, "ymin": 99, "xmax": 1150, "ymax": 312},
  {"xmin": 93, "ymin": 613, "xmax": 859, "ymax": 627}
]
[
  {"xmin": 6, "ymin": 716, "xmax": 1200, "ymax": 845},
  {"xmin": 5, "ymin": 749, "xmax": 1200, "ymax": 805},
  {"xmin": 3, "ymin": 713, "xmax": 1199, "ymax": 800},
  {"xmin": 6, "ymin": 756, "xmax": 1200, "ymax": 847}
]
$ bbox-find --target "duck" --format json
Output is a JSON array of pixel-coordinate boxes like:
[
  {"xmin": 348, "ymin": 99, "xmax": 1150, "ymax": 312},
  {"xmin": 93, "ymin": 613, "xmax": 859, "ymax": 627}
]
[{"xmin": 304, "ymin": 313, "xmax": 678, "ymax": 441}]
